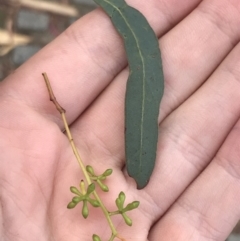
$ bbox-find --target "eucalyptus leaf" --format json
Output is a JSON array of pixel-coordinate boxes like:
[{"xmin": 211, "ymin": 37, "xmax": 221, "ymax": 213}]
[{"xmin": 93, "ymin": 0, "xmax": 164, "ymax": 189}]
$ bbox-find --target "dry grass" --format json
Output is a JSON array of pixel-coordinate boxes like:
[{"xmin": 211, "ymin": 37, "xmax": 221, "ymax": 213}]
[
  {"xmin": 0, "ymin": 29, "xmax": 32, "ymax": 55},
  {"xmin": 0, "ymin": 0, "xmax": 94, "ymax": 79},
  {"xmin": 0, "ymin": 0, "xmax": 79, "ymax": 55},
  {"xmin": 19, "ymin": 0, "xmax": 79, "ymax": 17}
]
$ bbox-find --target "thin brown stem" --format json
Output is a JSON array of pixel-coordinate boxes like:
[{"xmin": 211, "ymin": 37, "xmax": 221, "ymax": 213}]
[
  {"xmin": 42, "ymin": 72, "xmax": 120, "ymax": 241},
  {"xmin": 42, "ymin": 73, "xmax": 66, "ymax": 114}
]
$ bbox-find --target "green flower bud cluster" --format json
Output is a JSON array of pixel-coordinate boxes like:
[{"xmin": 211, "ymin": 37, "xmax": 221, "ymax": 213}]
[
  {"xmin": 115, "ymin": 192, "xmax": 140, "ymax": 226},
  {"xmin": 86, "ymin": 165, "xmax": 113, "ymax": 192},
  {"xmin": 67, "ymin": 181, "xmax": 100, "ymax": 218},
  {"xmin": 67, "ymin": 167, "xmax": 139, "ymax": 241}
]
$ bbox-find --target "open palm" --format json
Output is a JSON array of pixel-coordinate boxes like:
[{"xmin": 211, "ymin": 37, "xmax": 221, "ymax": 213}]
[{"xmin": 1, "ymin": 0, "xmax": 240, "ymax": 240}]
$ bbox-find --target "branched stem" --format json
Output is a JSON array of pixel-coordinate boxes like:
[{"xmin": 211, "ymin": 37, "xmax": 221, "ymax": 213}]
[
  {"xmin": 109, "ymin": 211, "xmax": 121, "ymax": 216},
  {"xmin": 42, "ymin": 73, "xmax": 125, "ymax": 241}
]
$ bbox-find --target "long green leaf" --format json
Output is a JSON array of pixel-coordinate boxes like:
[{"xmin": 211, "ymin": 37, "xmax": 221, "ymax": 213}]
[{"xmin": 93, "ymin": 0, "xmax": 164, "ymax": 189}]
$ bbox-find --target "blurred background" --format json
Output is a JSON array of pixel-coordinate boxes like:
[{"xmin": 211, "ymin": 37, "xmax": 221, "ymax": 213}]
[
  {"xmin": 0, "ymin": 0, "xmax": 96, "ymax": 81},
  {"xmin": 0, "ymin": 1, "xmax": 239, "ymax": 240}
]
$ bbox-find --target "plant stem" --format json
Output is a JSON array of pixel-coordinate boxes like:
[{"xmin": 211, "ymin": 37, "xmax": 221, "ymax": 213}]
[
  {"xmin": 109, "ymin": 211, "xmax": 121, "ymax": 216},
  {"xmin": 42, "ymin": 73, "xmax": 124, "ymax": 241}
]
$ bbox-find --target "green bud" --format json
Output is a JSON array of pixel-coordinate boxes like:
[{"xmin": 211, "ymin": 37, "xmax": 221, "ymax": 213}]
[
  {"xmin": 103, "ymin": 169, "xmax": 113, "ymax": 177},
  {"xmin": 67, "ymin": 201, "xmax": 78, "ymax": 209},
  {"xmin": 80, "ymin": 180, "xmax": 86, "ymax": 195},
  {"xmin": 119, "ymin": 192, "xmax": 126, "ymax": 203},
  {"xmin": 87, "ymin": 183, "xmax": 95, "ymax": 195},
  {"xmin": 116, "ymin": 192, "xmax": 125, "ymax": 210},
  {"xmin": 72, "ymin": 196, "xmax": 83, "ymax": 203},
  {"xmin": 122, "ymin": 213, "xmax": 132, "ymax": 226},
  {"xmin": 92, "ymin": 234, "xmax": 101, "ymax": 241},
  {"xmin": 124, "ymin": 201, "xmax": 140, "ymax": 211},
  {"xmin": 88, "ymin": 198, "xmax": 100, "ymax": 207},
  {"xmin": 99, "ymin": 176, "xmax": 106, "ymax": 181},
  {"xmin": 70, "ymin": 186, "xmax": 81, "ymax": 196},
  {"xmin": 101, "ymin": 184, "xmax": 109, "ymax": 192},
  {"xmin": 116, "ymin": 197, "xmax": 122, "ymax": 211},
  {"xmin": 82, "ymin": 201, "xmax": 89, "ymax": 219},
  {"xmin": 98, "ymin": 181, "xmax": 109, "ymax": 192},
  {"xmin": 86, "ymin": 165, "xmax": 95, "ymax": 175}
]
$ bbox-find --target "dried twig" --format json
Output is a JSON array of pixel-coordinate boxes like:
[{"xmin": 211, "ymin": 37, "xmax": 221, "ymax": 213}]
[
  {"xmin": 19, "ymin": 0, "xmax": 79, "ymax": 17},
  {"xmin": 0, "ymin": 29, "xmax": 32, "ymax": 56}
]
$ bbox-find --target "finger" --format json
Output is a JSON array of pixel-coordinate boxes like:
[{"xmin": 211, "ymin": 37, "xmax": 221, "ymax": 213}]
[
  {"xmin": 160, "ymin": 0, "xmax": 240, "ymax": 119},
  {"xmin": 140, "ymin": 41, "xmax": 240, "ymax": 221},
  {"xmin": 0, "ymin": 0, "xmax": 201, "ymax": 127},
  {"xmin": 69, "ymin": 69, "xmax": 128, "ymax": 170},
  {"xmin": 149, "ymin": 120, "xmax": 240, "ymax": 241}
]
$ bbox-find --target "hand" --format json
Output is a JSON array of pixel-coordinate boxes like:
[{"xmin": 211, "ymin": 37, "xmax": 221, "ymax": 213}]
[{"xmin": 1, "ymin": 0, "xmax": 240, "ymax": 240}]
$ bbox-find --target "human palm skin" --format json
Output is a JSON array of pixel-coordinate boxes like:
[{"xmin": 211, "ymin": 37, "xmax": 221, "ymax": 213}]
[{"xmin": 1, "ymin": 0, "xmax": 240, "ymax": 240}]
